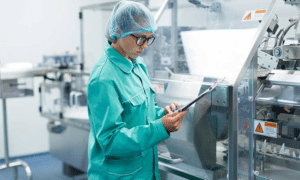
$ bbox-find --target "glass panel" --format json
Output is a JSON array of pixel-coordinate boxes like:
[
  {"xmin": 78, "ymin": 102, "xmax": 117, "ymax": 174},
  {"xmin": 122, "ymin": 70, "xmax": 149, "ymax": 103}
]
[
  {"xmin": 81, "ymin": 10, "xmax": 111, "ymax": 72},
  {"xmin": 63, "ymin": 73, "xmax": 89, "ymax": 121},
  {"xmin": 237, "ymin": 64, "xmax": 255, "ymax": 180},
  {"xmin": 40, "ymin": 81, "xmax": 62, "ymax": 118}
]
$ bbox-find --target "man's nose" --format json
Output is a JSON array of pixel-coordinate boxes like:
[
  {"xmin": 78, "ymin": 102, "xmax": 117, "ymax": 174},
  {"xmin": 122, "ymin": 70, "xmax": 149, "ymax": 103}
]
[{"xmin": 142, "ymin": 42, "xmax": 148, "ymax": 50}]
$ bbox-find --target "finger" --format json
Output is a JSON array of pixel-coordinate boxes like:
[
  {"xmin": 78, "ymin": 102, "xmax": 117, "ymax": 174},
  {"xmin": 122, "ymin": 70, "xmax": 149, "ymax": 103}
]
[
  {"xmin": 175, "ymin": 109, "xmax": 188, "ymax": 118},
  {"xmin": 175, "ymin": 115, "xmax": 183, "ymax": 123},
  {"xmin": 173, "ymin": 101, "xmax": 181, "ymax": 108},
  {"xmin": 176, "ymin": 118, "xmax": 183, "ymax": 128},
  {"xmin": 182, "ymin": 109, "xmax": 189, "ymax": 115},
  {"xmin": 180, "ymin": 110, "xmax": 189, "ymax": 118},
  {"xmin": 165, "ymin": 106, "xmax": 172, "ymax": 114},
  {"xmin": 170, "ymin": 103, "xmax": 176, "ymax": 112},
  {"xmin": 180, "ymin": 109, "xmax": 189, "ymax": 114},
  {"xmin": 168, "ymin": 111, "xmax": 178, "ymax": 117},
  {"xmin": 174, "ymin": 120, "xmax": 182, "ymax": 131}
]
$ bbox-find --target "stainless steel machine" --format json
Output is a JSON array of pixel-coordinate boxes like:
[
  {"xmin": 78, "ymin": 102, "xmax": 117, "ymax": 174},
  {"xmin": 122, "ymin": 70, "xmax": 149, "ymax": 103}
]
[
  {"xmin": 252, "ymin": 1, "xmax": 300, "ymax": 178},
  {"xmin": 38, "ymin": 0, "xmax": 300, "ymax": 179}
]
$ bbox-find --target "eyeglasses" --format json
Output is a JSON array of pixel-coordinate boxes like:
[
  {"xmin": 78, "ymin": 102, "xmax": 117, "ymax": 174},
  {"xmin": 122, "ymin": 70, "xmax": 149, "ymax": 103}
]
[{"xmin": 130, "ymin": 34, "xmax": 155, "ymax": 46}]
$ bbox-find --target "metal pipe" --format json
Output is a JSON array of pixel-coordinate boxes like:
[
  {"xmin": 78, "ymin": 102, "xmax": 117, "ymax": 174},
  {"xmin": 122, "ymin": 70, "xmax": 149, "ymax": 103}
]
[
  {"xmin": 227, "ymin": 85, "xmax": 237, "ymax": 180},
  {"xmin": 171, "ymin": 0, "xmax": 178, "ymax": 73},
  {"xmin": 154, "ymin": 0, "xmax": 170, "ymax": 23},
  {"xmin": 0, "ymin": 160, "xmax": 32, "ymax": 180},
  {"xmin": 274, "ymin": 28, "xmax": 283, "ymax": 48},
  {"xmin": 19, "ymin": 160, "xmax": 32, "ymax": 180},
  {"xmin": 278, "ymin": 17, "xmax": 300, "ymax": 46},
  {"xmin": 13, "ymin": 167, "xmax": 18, "ymax": 180},
  {"xmin": 2, "ymin": 98, "xmax": 10, "ymax": 166},
  {"xmin": 249, "ymin": 55, "xmax": 258, "ymax": 180},
  {"xmin": 79, "ymin": 11, "xmax": 84, "ymax": 71}
]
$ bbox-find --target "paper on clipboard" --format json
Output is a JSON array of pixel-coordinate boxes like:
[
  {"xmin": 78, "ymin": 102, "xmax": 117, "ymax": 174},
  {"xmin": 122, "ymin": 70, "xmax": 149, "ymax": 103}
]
[{"xmin": 178, "ymin": 77, "xmax": 225, "ymax": 112}]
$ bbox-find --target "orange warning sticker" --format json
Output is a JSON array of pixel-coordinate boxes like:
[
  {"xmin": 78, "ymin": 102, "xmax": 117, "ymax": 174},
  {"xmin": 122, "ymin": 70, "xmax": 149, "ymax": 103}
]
[
  {"xmin": 255, "ymin": 123, "xmax": 263, "ymax": 133},
  {"xmin": 242, "ymin": 9, "xmax": 266, "ymax": 22},
  {"xmin": 244, "ymin": 12, "xmax": 251, "ymax": 20},
  {"xmin": 255, "ymin": 10, "xmax": 266, "ymax": 14},
  {"xmin": 243, "ymin": 121, "xmax": 249, "ymax": 131},
  {"xmin": 254, "ymin": 120, "xmax": 277, "ymax": 138},
  {"xmin": 152, "ymin": 84, "xmax": 165, "ymax": 94},
  {"xmin": 265, "ymin": 122, "xmax": 277, "ymax": 128}
]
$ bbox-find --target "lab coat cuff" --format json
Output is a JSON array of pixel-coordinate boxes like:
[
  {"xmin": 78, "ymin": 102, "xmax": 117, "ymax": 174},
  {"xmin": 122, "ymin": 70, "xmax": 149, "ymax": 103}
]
[
  {"xmin": 156, "ymin": 107, "xmax": 165, "ymax": 119},
  {"xmin": 153, "ymin": 119, "xmax": 170, "ymax": 140}
]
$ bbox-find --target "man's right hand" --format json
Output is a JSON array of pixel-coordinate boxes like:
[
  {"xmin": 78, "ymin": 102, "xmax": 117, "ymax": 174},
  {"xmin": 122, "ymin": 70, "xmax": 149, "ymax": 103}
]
[{"xmin": 161, "ymin": 110, "xmax": 189, "ymax": 133}]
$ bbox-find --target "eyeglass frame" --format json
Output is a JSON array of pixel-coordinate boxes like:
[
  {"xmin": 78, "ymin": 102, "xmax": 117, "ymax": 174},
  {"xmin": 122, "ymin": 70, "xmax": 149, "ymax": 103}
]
[{"xmin": 130, "ymin": 34, "xmax": 155, "ymax": 46}]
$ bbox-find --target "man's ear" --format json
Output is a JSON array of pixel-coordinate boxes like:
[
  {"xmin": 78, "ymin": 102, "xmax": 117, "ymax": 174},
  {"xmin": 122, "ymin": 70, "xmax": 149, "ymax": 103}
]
[{"xmin": 116, "ymin": 26, "xmax": 121, "ymax": 37}]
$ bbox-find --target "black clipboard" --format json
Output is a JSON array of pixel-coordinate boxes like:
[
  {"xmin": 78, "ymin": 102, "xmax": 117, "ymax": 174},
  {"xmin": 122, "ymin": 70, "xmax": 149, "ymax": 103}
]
[{"xmin": 178, "ymin": 77, "xmax": 226, "ymax": 112}]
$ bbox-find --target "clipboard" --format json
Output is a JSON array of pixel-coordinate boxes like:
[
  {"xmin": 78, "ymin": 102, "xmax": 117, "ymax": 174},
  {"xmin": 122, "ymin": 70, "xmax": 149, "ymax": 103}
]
[{"xmin": 178, "ymin": 77, "xmax": 226, "ymax": 112}]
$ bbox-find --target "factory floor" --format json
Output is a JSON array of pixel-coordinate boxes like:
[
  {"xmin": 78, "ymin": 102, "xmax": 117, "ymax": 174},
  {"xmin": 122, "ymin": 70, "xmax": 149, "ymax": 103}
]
[{"xmin": 0, "ymin": 153, "xmax": 87, "ymax": 180}]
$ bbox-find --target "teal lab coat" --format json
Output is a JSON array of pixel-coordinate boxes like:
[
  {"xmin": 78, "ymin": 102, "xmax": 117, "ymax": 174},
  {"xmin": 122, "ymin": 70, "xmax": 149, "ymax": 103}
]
[{"xmin": 87, "ymin": 42, "xmax": 170, "ymax": 180}]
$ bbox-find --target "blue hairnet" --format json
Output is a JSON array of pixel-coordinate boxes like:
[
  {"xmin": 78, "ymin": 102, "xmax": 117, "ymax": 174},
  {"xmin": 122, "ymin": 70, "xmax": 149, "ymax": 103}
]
[{"xmin": 105, "ymin": 0, "xmax": 157, "ymax": 43}]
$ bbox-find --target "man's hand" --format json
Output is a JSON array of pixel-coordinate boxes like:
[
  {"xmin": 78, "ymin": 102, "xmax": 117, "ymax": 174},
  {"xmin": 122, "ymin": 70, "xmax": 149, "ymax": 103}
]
[
  {"xmin": 164, "ymin": 101, "xmax": 181, "ymax": 115},
  {"xmin": 161, "ymin": 110, "xmax": 189, "ymax": 133}
]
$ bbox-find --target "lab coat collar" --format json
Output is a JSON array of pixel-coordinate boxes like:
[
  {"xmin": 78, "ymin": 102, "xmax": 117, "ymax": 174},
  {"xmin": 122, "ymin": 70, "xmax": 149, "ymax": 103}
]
[
  {"xmin": 105, "ymin": 42, "xmax": 133, "ymax": 74},
  {"xmin": 132, "ymin": 57, "xmax": 143, "ymax": 65}
]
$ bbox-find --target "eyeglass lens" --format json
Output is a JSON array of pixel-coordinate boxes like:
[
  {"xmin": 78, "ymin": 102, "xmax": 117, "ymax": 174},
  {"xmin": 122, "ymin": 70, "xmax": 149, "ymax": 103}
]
[{"xmin": 136, "ymin": 36, "xmax": 155, "ymax": 46}]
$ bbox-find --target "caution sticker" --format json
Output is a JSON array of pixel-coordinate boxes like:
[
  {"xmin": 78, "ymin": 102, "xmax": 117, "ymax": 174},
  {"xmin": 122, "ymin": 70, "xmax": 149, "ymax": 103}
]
[
  {"xmin": 152, "ymin": 84, "xmax": 164, "ymax": 94},
  {"xmin": 242, "ymin": 9, "xmax": 267, "ymax": 22},
  {"xmin": 254, "ymin": 120, "xmax": 277, "ymax": 138}
]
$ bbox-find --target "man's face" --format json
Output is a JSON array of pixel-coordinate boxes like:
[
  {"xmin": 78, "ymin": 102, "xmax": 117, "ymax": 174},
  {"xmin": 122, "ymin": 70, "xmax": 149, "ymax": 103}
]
[{"xmin": 119, "ymin": 32, "xmax": 153, "ymax": 59}]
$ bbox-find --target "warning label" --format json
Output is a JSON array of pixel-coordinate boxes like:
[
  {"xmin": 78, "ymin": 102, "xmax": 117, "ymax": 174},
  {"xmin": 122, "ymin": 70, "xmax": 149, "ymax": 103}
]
[
  {"xmin": 242, "ymin": 9, "xmax": 267, "ymax": 22},
  {"xmin": 254, "ymin": 120, "xmax": 277, "ymax": 138},
  {"xmin": 255, "ymin": 123, "xmax": 263, "ymax": 133},
  {"xmin": 244, "ymin": 13, "xmax": 251, "ymax": 20},
  {"xmin": 265, "ymin": 122, "xmax": 277, "ymax": 128},
  {"xmin": 152, "ymin": 84, "xmax": 164, "ymax": 94}
]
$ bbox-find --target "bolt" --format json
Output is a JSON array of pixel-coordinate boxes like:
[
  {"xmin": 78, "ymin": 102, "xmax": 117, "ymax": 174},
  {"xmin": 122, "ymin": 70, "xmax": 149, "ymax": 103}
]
[{"xmin": 249, "ymin": 96, "xmax": 253, "ymax": 101}]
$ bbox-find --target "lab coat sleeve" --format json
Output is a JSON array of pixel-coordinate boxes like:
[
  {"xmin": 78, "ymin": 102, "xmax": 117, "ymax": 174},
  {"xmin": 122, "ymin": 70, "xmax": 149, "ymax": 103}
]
[
  {"xmin": 88, "ymin": 79, "xmax": 169, "ymax": 158},
  {"xmin": 155, "ymin": 103, "xmax": 165, "ymax": 119}
]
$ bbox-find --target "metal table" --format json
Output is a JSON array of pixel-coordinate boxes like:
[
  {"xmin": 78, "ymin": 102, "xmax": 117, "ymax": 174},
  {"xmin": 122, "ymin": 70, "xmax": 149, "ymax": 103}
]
[{"xmin": 0, "ymin": 75, "xmax": 34, "ymax": 180}]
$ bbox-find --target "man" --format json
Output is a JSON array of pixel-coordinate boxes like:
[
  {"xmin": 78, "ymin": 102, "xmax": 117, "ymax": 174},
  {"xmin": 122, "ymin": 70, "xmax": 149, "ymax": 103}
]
[{"xmin": 87, "ymin": 1, "xmax": 188, "ymax": 179}]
